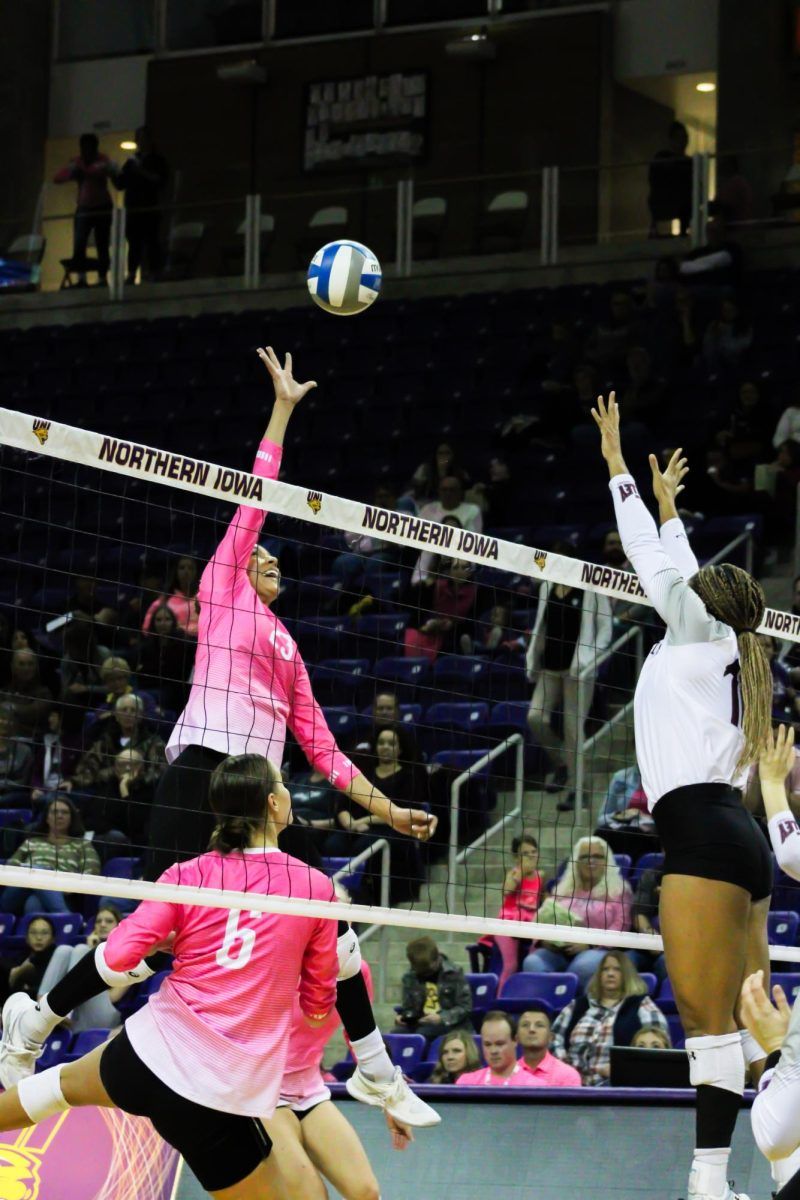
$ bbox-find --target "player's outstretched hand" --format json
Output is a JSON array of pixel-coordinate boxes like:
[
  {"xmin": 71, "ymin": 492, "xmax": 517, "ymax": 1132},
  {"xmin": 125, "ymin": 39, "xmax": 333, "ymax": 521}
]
[
  {"xmin": 385, "ymin": 1110, "xmax": 414, "ymax": 1151},
  {"xmin": 392, "ymin": 806, "xmax": 438, "ymax": 841},
  {"xmin": 257, "ymin": 347, "xmax": 317, "ymax": 407},
  {"xmin": 760, "ymin": 724, "xmax": 796, "ymax": 788},
  {"xmin": 740, "ymin": 969, "xmax": 792, "ymax": 1055},
  {"xmin": 649, "ymin": 447, "xmax": 688, "ymax": 507},
  {"xmin": 591, "ymin": 392, "xmax": 622, "ymax": 463}
]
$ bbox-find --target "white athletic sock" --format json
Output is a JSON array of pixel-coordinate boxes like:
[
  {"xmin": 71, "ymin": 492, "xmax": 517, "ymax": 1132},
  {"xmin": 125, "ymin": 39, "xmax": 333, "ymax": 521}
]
[
  {"xmin": 690, "ymin": 1148, "xmax": 730, "ymax": 1198},
  {"xmin": 350, "ymin": 1029, "xmax": 394, "ymax": 1083},
  {"xmin": 20, "ymin": 997, "xmax": 60, "ymax": 1046}
]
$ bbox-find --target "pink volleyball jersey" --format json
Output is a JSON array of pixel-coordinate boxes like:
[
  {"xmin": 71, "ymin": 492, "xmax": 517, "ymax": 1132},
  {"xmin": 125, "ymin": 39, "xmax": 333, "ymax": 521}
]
[
  {"xmin": 166, "ymin": 438, "xmax": 358, "ymax": 789},
  {"xmin": 104, "ymin": 847, "xmax": 338, "ymax": 1117}
]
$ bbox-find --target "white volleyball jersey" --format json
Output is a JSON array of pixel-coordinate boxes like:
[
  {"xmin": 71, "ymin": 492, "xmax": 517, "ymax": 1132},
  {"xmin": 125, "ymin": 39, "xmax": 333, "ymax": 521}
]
[{"xmin": 610, "ymin": 474, "xmax": 747, "ymax": 809}]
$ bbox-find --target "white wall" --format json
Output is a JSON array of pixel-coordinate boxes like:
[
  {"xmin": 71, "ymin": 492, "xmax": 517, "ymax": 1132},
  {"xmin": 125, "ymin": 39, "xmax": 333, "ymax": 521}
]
[
  {"xmin": 48, "ymin": 55, "xmax": 150, "ymax": 138},
  {"xmin": 615, "ymin": 0, "xmax": 719, "ymax": 78}
]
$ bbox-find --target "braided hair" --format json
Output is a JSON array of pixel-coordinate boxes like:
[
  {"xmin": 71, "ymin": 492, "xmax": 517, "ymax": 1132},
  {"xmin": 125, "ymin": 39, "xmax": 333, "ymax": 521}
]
[{"xmin": 689, "ymin": 562, "xmax": 771, "ymax": 770}]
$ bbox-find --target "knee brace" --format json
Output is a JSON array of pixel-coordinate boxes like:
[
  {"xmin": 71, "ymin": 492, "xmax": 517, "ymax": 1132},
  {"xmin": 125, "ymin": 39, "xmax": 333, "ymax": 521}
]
[
  {"xmin": 686, "ymin": 1033, "xmax": 745, "ymax": 1094},
  {"xmin": 95, "ymin": 942, "xmax": 156, "ymax": 988},
  {"xmin": 18, "ymin": 1066, "xmax": 69, "ymax": 1123},
  {"xmin": 337, "ymin": 926, "xmax": 362, "ymax": 981}
]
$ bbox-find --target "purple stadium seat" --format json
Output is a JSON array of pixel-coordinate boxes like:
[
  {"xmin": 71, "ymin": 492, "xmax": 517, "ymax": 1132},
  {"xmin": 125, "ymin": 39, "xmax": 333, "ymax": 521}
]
[
  {"xmin": 384, "ymin": 1034, "xmax": 428, "ymax": 1073},
  {"xmin": 321, "ymin": 857, "xmax": 367, "ymax": 896},
  {"xmin": 103, "ymin": 857, "xmax": 143, "ymax": 880},
  {"xmin": 0, "ymin": 809, "xmax": 33, "ymax": 829},
  {"xmin": 772, "ymin": 973, "xmax": 800, "ymax": 1004},
  {"xmin": 36, "ymin": 1031, "xmax": 73, "ymax": 1072},
  {"xmin": 374, "ymin": 656, "xmax": 432, "ymax": 701},
  {"xmin": 466, "ymin": 972, "xmax": 499, "ymax": 1012},
  {"xmin": 321, "ymin": 707, "xmax": 369, "ymax": 743},
  {"xmin": 656, "ymin": 978, "xmax": 677, "ymax": 1014},
  {"xmin": 422, "ymin": 702, "xmax": 490, "ymax": 755},
  {"xmin": 311, "ymin": 659, "xmax": 370, "ymax": 706},
  {"xmin": 638, "ymin": 972, "xmax": 658, "ymax": 997},
  {"xmin": 614, "ymin": 854, "xmax": 632, "ymax": 879},
  {"xmin": 64, "ymin": 1029, "xmax": 110, "ymax": 1062},
  {"xmin": 0, "ymin": 914, "xmax": 16, "ymax": 944},
  {"xmin": 16, "ymin": 913, "xmax": 83, "ymax": 943},
  {"xmin": 768, "ymin": 911, "xmax": 800, "ymax": 946},
  {"xmin": 497, "ymin": 972, "xmax": 579, "ymax": 1013},
  {"xmin": 666, "ymin": 1013, "xmax": 685, "ymax": 1050},
  {"xmin": 433, "ymin": 656, "xmax": 493, "ymax": 700}
]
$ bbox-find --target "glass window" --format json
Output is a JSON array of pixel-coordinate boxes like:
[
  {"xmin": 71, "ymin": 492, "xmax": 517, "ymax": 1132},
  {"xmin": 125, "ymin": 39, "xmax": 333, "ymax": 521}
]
[
  {"xmin": 58, "ymin": 0, "xmax": 155, "ymax": 60},
  {"xmin": 385, "ymin": 0, "xmax": 488, "ymax": 27},
  {"xmin": 165, "ymin": 0, "xmax": 263, "ymax": 50},
  {"xmin": 273, "ymin": 0, "xmax": 374, "ymax": 39}
]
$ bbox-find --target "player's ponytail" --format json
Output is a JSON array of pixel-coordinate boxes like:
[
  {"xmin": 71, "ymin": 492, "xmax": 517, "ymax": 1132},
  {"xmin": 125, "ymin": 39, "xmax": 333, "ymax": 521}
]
[
  {"xmin": 690, "ymin": 563, "xmax": 771, "ymax": 770},
  {"xmin": 208, "ymin": 753, "xmax": 282, "ymax": 853}
]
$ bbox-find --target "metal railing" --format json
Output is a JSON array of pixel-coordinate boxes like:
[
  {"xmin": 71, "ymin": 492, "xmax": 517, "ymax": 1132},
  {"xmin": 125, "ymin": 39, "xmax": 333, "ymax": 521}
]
[
  {"xmin": 331, "ymin": 836, "xmax": 391, "ymax": 1004},
  {"xmin": 446, "ymin": 732, "xmax": 525, "ymax": 916}
]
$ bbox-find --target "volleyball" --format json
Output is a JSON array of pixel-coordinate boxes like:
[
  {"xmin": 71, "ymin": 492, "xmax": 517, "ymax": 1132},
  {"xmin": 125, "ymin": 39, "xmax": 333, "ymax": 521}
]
[{"xmin": 306, "ymin": 239, "xmax": 382, "ymax": 316}]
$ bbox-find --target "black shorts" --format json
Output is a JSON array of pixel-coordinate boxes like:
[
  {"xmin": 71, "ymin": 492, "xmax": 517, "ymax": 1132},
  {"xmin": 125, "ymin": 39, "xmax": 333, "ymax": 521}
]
[
  {"xmin": 653, "ymin": 782, "xmax": 773, "ymax": 902},
  {"xmin": 99, "ymin": 1027, "xmax": 272, "ymax": 1192}
]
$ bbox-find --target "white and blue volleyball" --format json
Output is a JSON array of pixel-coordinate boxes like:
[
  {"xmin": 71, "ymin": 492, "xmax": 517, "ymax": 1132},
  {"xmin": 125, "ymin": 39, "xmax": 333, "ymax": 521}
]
[{"xmin": 307, "ymin": 240, "xmax": 381, "ymax": 316}]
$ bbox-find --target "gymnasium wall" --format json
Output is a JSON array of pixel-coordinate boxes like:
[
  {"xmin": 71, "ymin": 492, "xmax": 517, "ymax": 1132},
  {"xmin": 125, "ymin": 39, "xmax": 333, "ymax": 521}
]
[{"xmin": 175, "ymin": 1093, "xmax": 774, "ymax": 1200}]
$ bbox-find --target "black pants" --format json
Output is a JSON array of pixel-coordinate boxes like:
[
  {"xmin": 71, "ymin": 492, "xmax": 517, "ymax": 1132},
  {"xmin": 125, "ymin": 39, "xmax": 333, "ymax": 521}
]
[
  {"xmin": 126, "ymin": 209, "xmax": 163, "ymax": 279},
  {"xmin": 145, "ymin": 745, "xmax": 326, "ymax": 880},
  {"xmin": 73, "ymin": 207, "xmax": 112, "ymax": 276}
]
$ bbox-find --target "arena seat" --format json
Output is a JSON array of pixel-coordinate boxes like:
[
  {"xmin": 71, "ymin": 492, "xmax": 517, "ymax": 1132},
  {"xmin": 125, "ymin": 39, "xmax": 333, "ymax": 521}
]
[
  {"xmin": 310, "ymin": 659, "xmax": 370, "ymax": 706},
  {"xmin": 374, "ymin": 656, "xmax": 432, "ymax": 701},
  {"xmin": 465, "ymin": 972, "xmax": 499, "ymax": 1013},
  {"xmin": 768, "ymin": 911, "xmax": 800, "ymax": 946},
  {"xmin": 771, "ymin": 973, "xmax": 800, "ymax": 1003},
  {"xmin": 103, "ymin": 857, "xmax": 143, "ymax": 880},
  {"xmin": 63, "ymin": 1029, "xmax": 111, "ymax": 1062},
  {"xmin": 384, "ymin": 1033, "xmax": 428, "ymax": 1073},
  {"xmin": 36, "ymin": 1031, "xmax": 73, "ymax": 1072},
  {"xmin": 496, "ymin": 972, "xmax": 579, "ymax": 1013}
]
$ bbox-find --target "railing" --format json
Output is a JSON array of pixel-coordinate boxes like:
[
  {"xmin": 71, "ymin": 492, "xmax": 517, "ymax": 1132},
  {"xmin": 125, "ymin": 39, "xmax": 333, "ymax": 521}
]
[
  {"xmin": 446, "ymin": 733, "xmax": 525, "ymax": 916},
  {"xmin": 331, "ymin": 836, "xmax": 391, "ymax": 1004},
  {"xmin": 574, "ymin": 525, "xmax": 756, "ymax": 818}
]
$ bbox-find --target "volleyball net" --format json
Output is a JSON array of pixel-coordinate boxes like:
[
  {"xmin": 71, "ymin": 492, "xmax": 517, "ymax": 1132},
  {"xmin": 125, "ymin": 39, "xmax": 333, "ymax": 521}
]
[{"xmin": 2, "ymin": 404, "xmax": 800, "ymax": 978}]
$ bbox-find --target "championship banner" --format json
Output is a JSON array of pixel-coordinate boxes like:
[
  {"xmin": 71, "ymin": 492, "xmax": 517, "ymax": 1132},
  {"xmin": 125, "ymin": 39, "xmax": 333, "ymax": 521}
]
[
  {"xmin": 0, "ymin": 1107, "xmax": 180, "ymax": 1199},
  {"xmin": 2, "ymin": 407, "xmax": 796, "ymax": 643}
]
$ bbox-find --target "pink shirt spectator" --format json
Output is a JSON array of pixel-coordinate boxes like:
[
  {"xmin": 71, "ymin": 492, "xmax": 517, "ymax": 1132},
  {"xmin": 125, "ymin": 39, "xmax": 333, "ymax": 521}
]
[
  {"xmin": 142, "ymin": 592, "xmax": 199, "ymax": 638},
  {"xmin": 166, "ymin": 439, "xmax": 358, "ymax": 789},
  {"xmin": 105, "ymin": 847, "xmax": 338, "ymax": 1117},
  {"xmin": 456, "ymin": 1062, "xmax": 536, "ymax": 1088},
  {"xmin": 550, "ymin": 886, "xmax": 632, "ymax": 935},
  {"xmin": 499, "ymin": 874, "xmax": 542, "ymax": 923},
  {"xmin": 53, "ymin": 154, "xmax": 115, "ymax": 209},
  {"xmin": 521, "ymin": 1050, "xmax": 582, "ymax": 1088}
]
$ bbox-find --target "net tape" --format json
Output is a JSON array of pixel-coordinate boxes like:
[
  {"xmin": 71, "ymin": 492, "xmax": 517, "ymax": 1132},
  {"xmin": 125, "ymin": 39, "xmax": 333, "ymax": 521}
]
[{"xmin": 3, "ymin": 406, "xmax": 799, "ymax": 642}]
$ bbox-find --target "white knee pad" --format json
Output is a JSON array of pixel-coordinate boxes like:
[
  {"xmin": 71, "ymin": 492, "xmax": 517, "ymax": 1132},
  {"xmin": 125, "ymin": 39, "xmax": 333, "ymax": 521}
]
[
  {"xmin": 685, "ymin": 1033, "xmax": 745, "ymax": 1094},
  {"xmin": 18, "ymin": 1066, "xmax": 69, "ymax": 1123},
  {"xmin": 752, "ymin": 1062, "xmax": 800, "ymax": 1161},
  {"xmin": 95, "ymin": 942, "xmax": 155, "ymax": 988},
  {"xmin": 337, "ymin": 926, "xmax": 362, "ymax": 981}
]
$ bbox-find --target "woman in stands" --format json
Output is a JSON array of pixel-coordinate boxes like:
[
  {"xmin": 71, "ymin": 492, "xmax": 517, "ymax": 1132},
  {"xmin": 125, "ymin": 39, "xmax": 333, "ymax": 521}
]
[
  {"xmin": 593, "ymin": 392, "xmax": 773, "ymax": 1200},
  {"xmin": 146, "ymin": 346, "xmax": 434, "ymax": 884},
  {"xmin": 0, "ymin": 754, "xmax": 340, "ymax": 1199}
]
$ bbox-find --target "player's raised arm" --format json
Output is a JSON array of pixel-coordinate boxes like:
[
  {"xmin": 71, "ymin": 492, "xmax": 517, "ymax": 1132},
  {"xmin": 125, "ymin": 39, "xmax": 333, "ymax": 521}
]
[
  {"xmin": 760, "ymin": 725, "xmax": 800, "ymax": 881},
  {"xmin": 650, "ymin": 449, "xmax": 700, "ymax": 579}
]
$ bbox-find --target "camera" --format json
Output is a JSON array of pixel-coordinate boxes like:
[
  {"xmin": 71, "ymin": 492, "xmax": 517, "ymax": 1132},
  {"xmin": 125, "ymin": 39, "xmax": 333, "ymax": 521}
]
[{"xmin": 400, "ymin": 1008, "xmax": 419, "ymax": 1025}]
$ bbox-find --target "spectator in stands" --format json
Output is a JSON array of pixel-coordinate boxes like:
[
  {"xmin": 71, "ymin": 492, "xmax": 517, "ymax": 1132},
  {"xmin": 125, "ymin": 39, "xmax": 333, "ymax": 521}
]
[
  {"xmin": 629, "ymin": 863, "xmax": 667, "ymax": 983},
  {"xmin": 59, "ymin": 618, "xmax": 107, "ymax": 732},
  {"xmin": 594, "ymin": 762, "xmax": 656, "ymax": 852},
  {"xmin": 429, "ymin": 1029, "xmax": 481, "ymax": 1084},
  {"xmin": 136, "ymin": 602, "xmax": 193, "ymax": 712},
  {"xmin": 602, "ymin": 530, "xmax": 629, "ymax": 571},
  {"xmin": 118, "ymin": 558, "xmax": 168, "ymax": 646},
  {"xmin": 394, "ymin": 935, "xmax": 473, "ymax": 1044},
  {"xmin": 619, "ymin": 346, "xmax": 665, "ymax": 422},
  {"xmin": 326, "ymin": 727, "xmax": 425, "ymax": 903},
  {"xmin": 329, "ymin": 484, "xmax": 399, "ymax": 599},
  {"xmin": 98, "ymin": 658, "xmax": 134, "ymax": 711},
  {"xmin": 758, "ymin": 635, "xmax": 800, "ymax": 723},
  {"xmin": 773, "ymin": 392, "xmax": 800, "ymax": 449},
  {"xmin": 648, "ymin": 121, "xmax": 692, "ymax": 237},
  {"xmin": 0, "ymin": 796, "xmax": 100, "ymax": 914},
  {"xmin": 0, "ymin": 706, "xmax": 33, "ymax": 806},
  {"xmin": 710, "ymin": 155, "xmax": 753, "ymax": 225},
  {"xmin": 37, "ymin": 904, "xmax": 129, "ymax": 1030},
  {"xmin": 679, "ymin": 215, "xmax": 742, "ymax": 290},
  {"xmin": 702, "ymin": 297, "xmax": 753, "ymax": 372},
  {"xmin": 521, "ymin": 835, "xmax": 633, "ymax": 989},
  {"xmin": 417, "ymin": 476, "xmax": 482, "ymax": 541},
  {"xmin": 0, "ymin": 916, "xmax": 56, "ymax": 1005},
  {"xmin": 351, "ymin": 691, "xmax": 420, "ymax": 766},
  {"xmin": 465, "ymin": 602, "xmax": 519, "ymax": 657},
  {"xmin": 526, "ymin": 545, "xmax": 614, "ymax": 810},
  {"xmin": 410, "ymin": 514, "xmax": 464, "ymax": 590},
  {"xmin": 80, "ymin": 746, "xmax": 156, "ymax": 851},
  {"xmin": 287, "ymin": 765, "xmax": 340, "ymax": 844},
  {"xmin": 466, "ymin": 457, "xmax": 518, "ymax": 527},
  {"xmin": 631, "ymin": 1025, "xmax": 672, "ymax": 1050},
  {"xmin": 142, "ymin": 555, "xmax": 200, "ymax": 639},
  {"xmin": 67, "ymin": 577, "xmax": 116, "ymax": 628},
  {"xmin": 550, "ymin": 950, "xmax": 669, "ymax": 1086},
  {"xmin": 117, "ymin": 125, "xmax": 168, "ymax": 284},
  {"xmin": 716, "ymin": 379, "xmax": 772, "ymax": 471},
  {"xmin": 53, "ymin": 132, "xmax": 118, "ymax": 286},
  {"xmin": 456, "ymin": 1012, "xmax": 534, "ymax": 1087},
  {"xmin": 585, "ymin": 292, "xmax": 644, "ymax": 373},
  {"xmin": 404, "ymin": 557, "xmax": 478, "ymax": 662},
  {"xmin": 1, "ymin": 649, "xmax": 52, "ymax": 742},
  {"xmin": 516, "ymin": 1006, "xmax": 582, "ymax": 1087},
  {"xmin": 481, "ymin": 831, "xmax": 542, "ymax": 992},
  {"xmin": 409, "ymin": 442, "xmax": 470, "ymax": 505},
  {"xmin": 71, "ymin": 694, "xmax": 166, "ymax": 800},
  {"xmin": 30, "ymin": 707, "xmax": 79, "ymax": 809}
]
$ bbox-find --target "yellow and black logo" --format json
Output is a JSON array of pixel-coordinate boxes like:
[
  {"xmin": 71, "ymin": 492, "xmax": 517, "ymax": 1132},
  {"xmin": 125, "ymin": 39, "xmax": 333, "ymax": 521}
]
[
  {"xmin": 306, "ymin": 491, "xmax": 323, "ymax": 515},
  {"xmin": 32, "ymin": 419, "xmax": 51, "ymax": 446},
  {"xmin": 533, "ymin": 549, "xmax": 548, "ymax": 572}
]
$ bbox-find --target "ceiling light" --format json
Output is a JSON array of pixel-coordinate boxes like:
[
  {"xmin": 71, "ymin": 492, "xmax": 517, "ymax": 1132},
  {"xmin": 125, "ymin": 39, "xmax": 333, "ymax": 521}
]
[
  {"xmin": 120, "ymin": 140, "xmax": 137, "ymax": 150},
  {"xmin": 695, "ymin": 81, "xmax": 716, "ymax": 93}
]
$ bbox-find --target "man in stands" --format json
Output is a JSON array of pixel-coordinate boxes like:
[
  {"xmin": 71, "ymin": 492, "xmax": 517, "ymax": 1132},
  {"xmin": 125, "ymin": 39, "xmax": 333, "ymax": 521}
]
[
  {"xmin": 395, "ymin": 936, "xmax": 472, "ymax": 1045},
  {"xmin": 456, "ymin": 1012, "xmax": 534, "ymax": 1088},
  {"xmin": 516, "ymin": 1006, "xmax": 582, "ymax": 1087}
]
